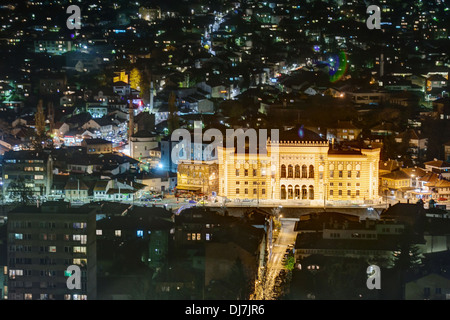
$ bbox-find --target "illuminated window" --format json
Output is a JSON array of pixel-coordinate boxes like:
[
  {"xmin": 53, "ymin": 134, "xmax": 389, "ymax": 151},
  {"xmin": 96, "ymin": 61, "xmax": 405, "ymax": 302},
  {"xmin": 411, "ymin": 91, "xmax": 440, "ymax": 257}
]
[
  {"xmin": 73, "ymin": 246, "xmax": 86, "ymax": 254},
  {"xmin": 115, "ymin": 230, "xmax": 121, "ymax": 237}
]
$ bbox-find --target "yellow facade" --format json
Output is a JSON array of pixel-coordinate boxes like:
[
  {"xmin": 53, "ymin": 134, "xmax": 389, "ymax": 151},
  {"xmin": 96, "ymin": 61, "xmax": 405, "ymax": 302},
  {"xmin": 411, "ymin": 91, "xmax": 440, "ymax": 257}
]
[
  {"xmin": 176, "ymin": 161, "xmax": 218, "ymax": 195},
  {"xmin": 217, "ymin": 139, "xmax": 380, "ymax": 205}
]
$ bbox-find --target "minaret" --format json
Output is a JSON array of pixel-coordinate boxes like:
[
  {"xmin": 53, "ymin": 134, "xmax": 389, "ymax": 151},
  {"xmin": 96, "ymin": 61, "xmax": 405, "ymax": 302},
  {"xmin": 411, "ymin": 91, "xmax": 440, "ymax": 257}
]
[
  {"xmin": 380, "ymin": 53, "xmax": 384, "ymax": 78},
  {"xmin": 128, "ymin": 99, "xmax": 134, "ymax": 140},
  {"xmin": 149, "ymin": 81, "xmax": 154, "ymax": 113}
]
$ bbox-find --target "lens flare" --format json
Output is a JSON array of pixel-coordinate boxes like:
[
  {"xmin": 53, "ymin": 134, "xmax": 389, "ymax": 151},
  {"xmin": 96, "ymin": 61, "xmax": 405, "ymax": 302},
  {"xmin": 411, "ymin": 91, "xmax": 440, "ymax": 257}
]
[
  {"xmin": 298, "ymin": 125, "xmax": 304, "ymax": 138},
  {"xmin": 329, "ymin": 51, "xmax": 348, "ymax": 83}
]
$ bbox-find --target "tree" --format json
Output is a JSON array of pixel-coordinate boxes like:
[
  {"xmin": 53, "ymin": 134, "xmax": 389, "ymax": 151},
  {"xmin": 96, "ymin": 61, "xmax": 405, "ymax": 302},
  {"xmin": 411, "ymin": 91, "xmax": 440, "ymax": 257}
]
[
  {"xmin": 392, "ymin": 242, "xmax": 422, "ymax": 272},
  {"xmin": 7, "ymin": 177, "xmax": 34, "ymax": 205},
  {"xmin": 32, "ymin": 99, "xmax": 47, "ymax": 151},
  {"xmin": 391, "ymin": 241, "xmax": 423, "ymax": 299},
  {"xmin": 129, "ymin": 68, "xmax": 142, "ymax": 91}
]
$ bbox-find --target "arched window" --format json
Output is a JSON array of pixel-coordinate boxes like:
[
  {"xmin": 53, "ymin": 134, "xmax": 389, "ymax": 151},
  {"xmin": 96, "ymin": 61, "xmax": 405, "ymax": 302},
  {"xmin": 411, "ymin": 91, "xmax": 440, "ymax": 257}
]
[
  {"xmin": 302, "ymin": 165, "xmax": 307, "ymax": 178},
  {"xmin": 309, "ymin": 185, "xmax": 314, "ymax": 200},
  {"xmin": 295, "ymin": 185, "xmax": 300, "ymax": 199},
  {"xmin": 280, "ymin": 165, "xmax": 286, "ymax": 178},
  {"xmin": 288, "ymin": 185, "xmax": 293, "ymax": 199},
  {"xmin": 280, "ymin": 185, "xmax": 286, "ymax": 200},
  {"xmin": 301, "ymin": 185, "xmax": 307, "ymax": 199},
  {"xmin": 288, "ymin": 165, "xmax": 293, "ymax": 178},
  {"xmin": 309, "ymin": 165, "xmax": 314, "ymax": 178},
  {"xmin": 295, "ymin": 165, "xmax": 300, "ymax": 178}
]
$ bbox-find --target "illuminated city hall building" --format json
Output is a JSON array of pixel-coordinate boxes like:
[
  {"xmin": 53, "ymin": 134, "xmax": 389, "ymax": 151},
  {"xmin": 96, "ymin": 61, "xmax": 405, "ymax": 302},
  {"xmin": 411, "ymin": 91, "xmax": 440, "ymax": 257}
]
[{"xmin": 177, "ymin": 127, "xmax": 381, "ymax": 205}]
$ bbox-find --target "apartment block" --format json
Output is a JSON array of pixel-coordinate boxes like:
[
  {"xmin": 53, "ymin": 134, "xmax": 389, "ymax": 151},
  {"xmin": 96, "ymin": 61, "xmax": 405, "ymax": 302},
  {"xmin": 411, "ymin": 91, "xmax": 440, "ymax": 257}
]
[{"xmin": 6, "ymin": 202, "xmax": 96, "ymax": 300}]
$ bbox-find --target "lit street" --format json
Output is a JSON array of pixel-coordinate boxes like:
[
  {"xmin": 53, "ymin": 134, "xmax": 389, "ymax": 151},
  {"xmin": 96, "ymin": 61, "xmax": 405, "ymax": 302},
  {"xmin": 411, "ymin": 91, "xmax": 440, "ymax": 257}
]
[{"xmin": 253, "ymin": 219, "xmax": 297, "ymax": 300}]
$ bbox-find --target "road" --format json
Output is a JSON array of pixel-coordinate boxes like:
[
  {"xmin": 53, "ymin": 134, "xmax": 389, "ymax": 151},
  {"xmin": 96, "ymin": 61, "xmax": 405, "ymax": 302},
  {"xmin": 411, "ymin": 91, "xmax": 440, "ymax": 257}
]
[{"xmin": 253, "ymin": 219, "xmax": 297, "ymax": 300}]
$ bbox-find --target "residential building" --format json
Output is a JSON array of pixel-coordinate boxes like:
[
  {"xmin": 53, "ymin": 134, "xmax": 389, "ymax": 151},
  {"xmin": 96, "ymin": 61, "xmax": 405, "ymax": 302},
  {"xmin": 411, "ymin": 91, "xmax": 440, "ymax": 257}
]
[
  {"xmin": 293, "ymin": 212, "xmax": 407, "ymax": 266},
  {"xmin": 326, "ymin": 120, "xmax": 362, "ymax": 142},
  {"xmin": 38, "ymin": 73, "xmax": 67, "ymax": 95},
  {"xmin": 92, "ymin": 179, "xmax": 146, "ymax": 202},
  {"xmin": 6, "ymin": 201, "xmax": 97, "ymax": 300},
  {"xmin": 405, "ymin": 273, "xmax": 450, "ymax": 300},
  {"xmin": 395, "ymin": 129, "xmax": 428, "ymax": 162},
  {"xmin": 2, "ymin": 150, "xmax": 53, "ymax": 201},
  {"xmin": 380, "ymin": 169, "xmax": 412, "ymax": 199},
  {"xmin": 81, "ymin": 138, "xmax": 113, "ymax": 155},
  {"xmin": 130, "ymin": 131, "xmax": 158, "ymax": 161},
  {"xmin": 424, "ymin": 159, "xmax": 450, "ymax": 179},
  {"xmin": 135, "ymin": 172, "xmax": 177, "ymax": 194},
  {"xmin": 34, "ymin": 40, "xmax": 73, "ymax": 55},
  {"xmin": 444, "ymin": 141, "xmax": 450, "ymax": 162},
  {"xmin": 96, "ymin": 206, "xmax": 173, "ymax": 272},
  {"xmin": 64, "ymin": 178, "xmax": 89, "ymax": 203}
]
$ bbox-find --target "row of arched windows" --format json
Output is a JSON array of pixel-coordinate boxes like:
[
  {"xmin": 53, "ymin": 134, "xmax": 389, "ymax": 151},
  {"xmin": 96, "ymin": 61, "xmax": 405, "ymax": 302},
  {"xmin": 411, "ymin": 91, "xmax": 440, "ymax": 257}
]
[
  {"xmin": 280, "ymin": 165, "xmax": 314, "ymax": 179},
  {"xmin": 280, "ymin": 185, "xmax": 314, "ymax": 200}
]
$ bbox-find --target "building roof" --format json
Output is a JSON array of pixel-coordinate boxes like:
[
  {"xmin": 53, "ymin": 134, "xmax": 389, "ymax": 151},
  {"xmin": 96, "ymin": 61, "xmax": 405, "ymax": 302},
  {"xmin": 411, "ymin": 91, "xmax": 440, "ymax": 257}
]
[
  {"xmin": 395, "ymin": 129, "xmax": 426, "ymax": 140},
  {"xmin": 276, "ymin": 125, "xmax": 327, "ymax": 143},
  {"xmin": 379, "ymin": 159, "xmax": 403, "ymax": 172},
  {"xmin": 2, "ymin": 150, "xmax": 49, "ymax": 161},
  {"xmin": 294, "ymin": 211, "xmax": 361, "ymax": 232},
  {"xmin": 9, "ymin": 201, "xmax": 94, "ymax": 215},
  {"xmin": 424, "ymin": 160, "xmax": 450, "ymax": 168},
  {"xmin": 381, "ymin": 170, "xmax": 411, "ymax": 180},
  {"xmin": 419, "ymin": 172, "xmax": 440, "ymax": 186},
  {"xmin": 94, "ymin": 180, "xmax": 109, "ymax": 191},
  {"xmin": 64, "ymin": 179, "xmax": 89, "ymax": 190},
  {"xmin": 83, "ymin": 138, "xmax": 112, "ymax": 146},
  {"xmin": 295, "ymin": 232, "xmax": 399, "ymax": 251},
  {"xmin": 332, "ymin": 120, "xmax": 360, "ymax": 130},
  {"xmin": 402, "ymin": 167, "xmax": 427, "ymax": 178},
  {"xmin": 113, "ymin": 81, "xmax": 129, "ymax": 87}
]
